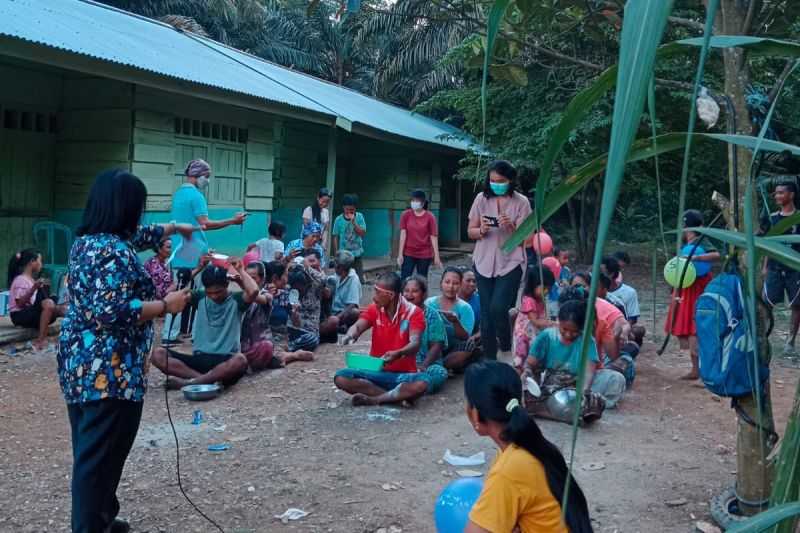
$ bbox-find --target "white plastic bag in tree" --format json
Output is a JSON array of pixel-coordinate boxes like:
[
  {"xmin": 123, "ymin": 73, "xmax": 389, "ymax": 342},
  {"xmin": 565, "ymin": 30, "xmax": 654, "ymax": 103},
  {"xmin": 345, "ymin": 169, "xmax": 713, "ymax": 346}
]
[{"xmin": 696, "ymin": 87, "xmax": 720, "ymax": 129}]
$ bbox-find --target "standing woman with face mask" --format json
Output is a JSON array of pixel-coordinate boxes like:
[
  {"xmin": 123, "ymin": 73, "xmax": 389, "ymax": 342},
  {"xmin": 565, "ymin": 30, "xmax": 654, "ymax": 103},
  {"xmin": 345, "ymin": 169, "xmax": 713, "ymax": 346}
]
[
  {"xmin": 168, "ymin": 159, "xmax": 247, "ymax": 338},
  {"xmin": 397, "ymin": 189, "xmax": 442, "ymax": 280},
  {"xmin": 467, "ymin": 160, "xmax": 532, "ymax": 361},
  {"xmin": 303, "ymin": 187, "xmax": 332, "ymax": 252}
]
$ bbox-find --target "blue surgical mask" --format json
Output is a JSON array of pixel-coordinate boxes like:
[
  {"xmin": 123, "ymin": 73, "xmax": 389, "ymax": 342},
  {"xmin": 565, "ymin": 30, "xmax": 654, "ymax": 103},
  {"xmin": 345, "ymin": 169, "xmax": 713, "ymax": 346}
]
[{"xmin": 490, "ymin": 182, "xmax": 510, "ymax": 195}]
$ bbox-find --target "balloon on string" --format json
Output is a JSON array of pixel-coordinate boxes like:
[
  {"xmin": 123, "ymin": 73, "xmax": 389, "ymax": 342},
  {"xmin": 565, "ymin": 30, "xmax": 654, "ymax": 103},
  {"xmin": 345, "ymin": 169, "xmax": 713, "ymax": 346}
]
[
  {"xmin": 242, "ymin": 249, "xmax": 260, "ymax": 268},
  {"xmin": 434, "ymin": 477, "xmax": 484, "ymax": 533},
  {"xmin": 529, "ymin": 230, "xmax": 553, "ymax": 256},
  {"xmin": 664, "ymin": 257, "xmax": 697, "ymax": 288},
  {"xmin": 681, "ymin": 244, "xmax": 711, "ymax": 277}
]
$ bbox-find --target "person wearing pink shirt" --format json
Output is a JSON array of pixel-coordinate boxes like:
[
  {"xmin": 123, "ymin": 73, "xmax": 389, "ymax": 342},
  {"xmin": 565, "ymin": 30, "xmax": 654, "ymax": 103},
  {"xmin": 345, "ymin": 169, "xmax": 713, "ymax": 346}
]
[
  {"xmin": 6, "ymin": 249, "xmax": 66, "ymax": 350},
  {"xmin": 467, "ymin": 161, "xmax": 532, "ymax": 361}
]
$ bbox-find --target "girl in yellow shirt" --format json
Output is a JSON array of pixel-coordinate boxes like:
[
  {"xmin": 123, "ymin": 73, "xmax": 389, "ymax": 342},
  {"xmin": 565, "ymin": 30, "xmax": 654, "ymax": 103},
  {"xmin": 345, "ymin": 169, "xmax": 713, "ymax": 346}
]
[{"xmin": 464, "ymin": 360, "xmax": 593, "ymax": 533}]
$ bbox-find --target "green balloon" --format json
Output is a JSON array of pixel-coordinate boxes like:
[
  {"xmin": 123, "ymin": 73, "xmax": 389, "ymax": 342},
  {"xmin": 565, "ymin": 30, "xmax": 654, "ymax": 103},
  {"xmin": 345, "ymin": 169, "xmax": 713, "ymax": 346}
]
[{"xmin": 664, "ymin": 257, "xmax": 697, "ymax": 288}]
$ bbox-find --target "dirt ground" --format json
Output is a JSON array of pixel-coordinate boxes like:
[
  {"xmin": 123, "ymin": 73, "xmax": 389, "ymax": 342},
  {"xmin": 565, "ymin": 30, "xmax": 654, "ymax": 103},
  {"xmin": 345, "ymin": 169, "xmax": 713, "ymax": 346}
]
[{"xmin": 1, "ymin": 255, "xmax": 798, "ymax": 533}]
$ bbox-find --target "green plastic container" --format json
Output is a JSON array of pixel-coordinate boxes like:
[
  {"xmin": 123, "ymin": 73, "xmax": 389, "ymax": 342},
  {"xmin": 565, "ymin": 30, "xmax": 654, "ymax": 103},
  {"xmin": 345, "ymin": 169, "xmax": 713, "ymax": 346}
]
[{"xmin": 345, "ymin": 352, "xmax": 384, "ymax": 372}]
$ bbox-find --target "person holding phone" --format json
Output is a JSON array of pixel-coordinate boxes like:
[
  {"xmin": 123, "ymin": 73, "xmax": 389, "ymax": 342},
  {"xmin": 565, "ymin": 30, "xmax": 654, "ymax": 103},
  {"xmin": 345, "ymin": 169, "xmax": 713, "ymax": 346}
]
[
  {"xmin": 6, "ymin": 248, "xmax": 66, "ymax": 351},
  {"xmin": 170, "ymin": 159, "xmax": 247, "ymax": 336},
  {"xmin": 424, "ymin": 267, "xmax": 477, "ymax": 372},
  {"xmin": 58, "ymin": 169, "xmax": 194, "ymax": 533},
  {"xmin": 332, "ymin": 194, "xmax": 367, "ymax": 278},
  {"xmin": 467, "ymin": 160, "xmax": 532, "ymax": 361}
]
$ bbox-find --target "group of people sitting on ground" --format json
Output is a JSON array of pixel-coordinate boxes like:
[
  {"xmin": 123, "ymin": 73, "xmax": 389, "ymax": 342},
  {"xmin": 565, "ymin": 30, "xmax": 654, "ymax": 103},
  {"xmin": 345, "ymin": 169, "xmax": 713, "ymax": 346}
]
[
  {"xmin": 333, "ymin": 266, "xmax": 483, "ymax": 406},
  {"xmin": 147, "ymin": 242, "xmax": 364, "ymax": 392},
  {"xmin": 508, "ymin": 248, "xmax": 645, "ymax": 424}
]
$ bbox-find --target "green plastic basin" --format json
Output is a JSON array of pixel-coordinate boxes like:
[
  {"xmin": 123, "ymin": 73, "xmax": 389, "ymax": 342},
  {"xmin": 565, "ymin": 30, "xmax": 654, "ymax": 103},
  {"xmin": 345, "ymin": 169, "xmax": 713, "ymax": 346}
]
[{"xmin": 345, "ymin": 352, "xmax": 384, "ymax": 372}]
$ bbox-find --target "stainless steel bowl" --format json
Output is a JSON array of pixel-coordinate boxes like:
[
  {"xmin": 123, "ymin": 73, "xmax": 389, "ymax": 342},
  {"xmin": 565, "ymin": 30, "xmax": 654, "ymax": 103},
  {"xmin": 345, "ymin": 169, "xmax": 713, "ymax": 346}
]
[
  {"xmin": 545, "ymin": 388, "xmax": 579, "ymax": 422},
  {"xmin": 182, "ymin": 383, "xmax": 222, "ymax": 401}
]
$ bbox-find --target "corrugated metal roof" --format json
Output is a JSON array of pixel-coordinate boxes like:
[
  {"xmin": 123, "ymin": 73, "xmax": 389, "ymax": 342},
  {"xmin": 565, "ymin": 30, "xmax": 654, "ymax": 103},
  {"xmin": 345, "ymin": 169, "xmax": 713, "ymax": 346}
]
[{"xmin": 0, "ymin": 0, "xmax": 476, "ymax": 152}]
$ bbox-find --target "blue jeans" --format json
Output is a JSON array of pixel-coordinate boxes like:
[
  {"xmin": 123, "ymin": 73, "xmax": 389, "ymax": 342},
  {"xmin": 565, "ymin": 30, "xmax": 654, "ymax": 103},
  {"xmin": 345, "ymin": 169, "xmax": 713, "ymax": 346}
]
[{"xmin": 335, "ymin": 368, "xmax": 433, "ymax": 392}]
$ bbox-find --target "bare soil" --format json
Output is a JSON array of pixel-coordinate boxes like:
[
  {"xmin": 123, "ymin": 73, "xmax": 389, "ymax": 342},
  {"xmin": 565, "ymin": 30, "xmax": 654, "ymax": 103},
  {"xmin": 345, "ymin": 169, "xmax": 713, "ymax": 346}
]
[{"xmin": 0, "ymin": 256, "xmax": 798, "ymax": 533}]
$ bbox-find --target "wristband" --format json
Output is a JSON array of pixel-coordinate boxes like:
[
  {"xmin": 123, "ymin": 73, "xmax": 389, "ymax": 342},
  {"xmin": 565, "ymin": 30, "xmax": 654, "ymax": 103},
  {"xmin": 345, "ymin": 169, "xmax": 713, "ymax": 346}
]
[{"xmin": 159, "ymin": 299, "xmax": 168, "ymax": 318}]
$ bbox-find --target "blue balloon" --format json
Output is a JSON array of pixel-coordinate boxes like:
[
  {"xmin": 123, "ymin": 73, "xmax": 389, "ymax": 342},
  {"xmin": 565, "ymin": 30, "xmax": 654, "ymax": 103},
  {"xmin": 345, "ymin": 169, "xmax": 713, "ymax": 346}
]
[
  {"xmin": 434, "ymin": 477, "xmax": 485, "ymax": 533},
  {"xmin": 681, "ymin": 244, "xmax": 711, "ymax": 277}
]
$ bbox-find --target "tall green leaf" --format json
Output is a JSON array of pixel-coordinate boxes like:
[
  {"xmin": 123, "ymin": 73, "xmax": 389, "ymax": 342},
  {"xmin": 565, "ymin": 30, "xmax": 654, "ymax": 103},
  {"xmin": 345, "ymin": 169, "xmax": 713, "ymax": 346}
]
[
  {"xmin": 770, "ymin": 380, "xmax": 800, "ymax": 533},
  {"xmin": 767, "ymin": 212, "xmax": 800, "ymax": 236},
  {"xmin": 726, "ymin": 502, "xmax": 800, "ymax": 532},
  {"xmin": 648, "ymin": 77, "xmax": 668, "ymax": 256},
  {"xmin": 481, "ymin": 0, "xmax": 512, "ymax": 137},
  {"xmin": 561, "ymin": 0, "xmax": 675, "ymax": 514},
  {"xmin": 503, "ymin": 131, "xmax": 800, "ymax": 252},
  {"xmin": 678, "ymin": 36, "xmax": 800, "ymax": 58},
  {"xmin": 687, "ymin": 227, "xmax": 800, "ymax": 271},
  {"xmin": 532, "ymin": 41, "xmax": 686, "ymax": 230},
  {"xmin": 674, "ymin": 0, "xmax": 719, "ymax": 258}
]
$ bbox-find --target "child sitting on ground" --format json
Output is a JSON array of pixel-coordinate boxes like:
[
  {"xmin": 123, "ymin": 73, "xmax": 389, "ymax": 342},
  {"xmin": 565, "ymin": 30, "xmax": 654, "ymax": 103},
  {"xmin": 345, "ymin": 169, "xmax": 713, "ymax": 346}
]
[
  {"xmin": 7, "ymin": 249, "xmax": 66, "ymax": 350},
  {"xmin": 541, "ymin": 255, "xmax": 562, "ymax": 320},
  {"xmin": 265, "ymin": 260, "xmax": 291, "ymax": 346},
  {"xmin": 512, "ymin": 267, "xmax": 556, "ymax": 372},
  {"xmin": 151, "ymin": 259, "xmax": 260, "ymax": 389},
  {"xmin": 523, "ymin": 299, "xmax": 612, "ymax": 424},
  {"xmin": 242, "ymin": 261, "xmax": 313, "ymax": 369},
  {"xmin": 613, "ymin": 251, "xmax": 630, "ymax": 281},
  {"xmin": 256, "ymin": 220, "xmax": 286, "ymax": 262},
  {"xmin": 603, "ymin": 255, "xmax": 641, "ymax": 324},
  {"xmin": 286, "ymin": 262, "xmax": 326, "ymax": 355}
]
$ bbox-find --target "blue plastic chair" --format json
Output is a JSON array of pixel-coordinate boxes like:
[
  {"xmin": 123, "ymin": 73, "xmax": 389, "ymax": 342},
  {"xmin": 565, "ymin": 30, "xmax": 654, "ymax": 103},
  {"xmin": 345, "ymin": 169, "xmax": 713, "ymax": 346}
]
[{"xmin": 32, "ymin": 222, "xmax": 73, "ymax": 302}]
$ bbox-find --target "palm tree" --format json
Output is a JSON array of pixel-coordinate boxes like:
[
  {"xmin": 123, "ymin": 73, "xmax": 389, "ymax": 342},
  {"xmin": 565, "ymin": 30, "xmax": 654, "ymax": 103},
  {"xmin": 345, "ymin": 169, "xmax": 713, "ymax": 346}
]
[{"xmin": 355, "ymin": 0, "xmax": 481, "ymax": 106}]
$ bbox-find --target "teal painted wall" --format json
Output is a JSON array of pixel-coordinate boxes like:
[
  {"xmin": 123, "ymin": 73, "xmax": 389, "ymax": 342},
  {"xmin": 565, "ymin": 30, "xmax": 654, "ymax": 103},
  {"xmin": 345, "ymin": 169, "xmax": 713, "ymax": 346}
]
[
  {"xmin": 270, "ymin": 207, "xmax": 305, "ymax": 244},
  {"xmin": 439, "ymin": 208, "xmax": 459, "ymax": 246},
  {"xmin": 54, "ymin": 208, "xmax": 269, "ymax": 256}
]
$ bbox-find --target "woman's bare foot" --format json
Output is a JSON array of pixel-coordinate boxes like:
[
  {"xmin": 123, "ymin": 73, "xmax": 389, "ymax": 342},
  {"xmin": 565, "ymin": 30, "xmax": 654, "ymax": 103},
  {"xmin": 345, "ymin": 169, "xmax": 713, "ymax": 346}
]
[
  {"xmin": 352, "ymin": 393, "xmax": 379, "ymax": 406},
  {"xmin": 166, "ymin": 376, "xmax": 191, "ymax": 390},
  {"xmin": 283, "ymin": 350, "xmax": 314, "ymax": 364},
  {"xmin": 33, "ymin": 339, "xmax": 49, "ymax": 352},
  {"xmin": 680, "ymin": 371, "xmax": 699, "ymax": 380}
]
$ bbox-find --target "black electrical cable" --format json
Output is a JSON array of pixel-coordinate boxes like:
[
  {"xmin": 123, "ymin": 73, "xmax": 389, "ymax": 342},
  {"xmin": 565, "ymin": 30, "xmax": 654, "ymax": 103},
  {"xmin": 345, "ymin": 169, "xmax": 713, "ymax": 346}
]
[
  {"xmin": 163, "ymin": 277, "xmax": 226, "ymax": 533},
  {"xmin": 163, "ymin": 361, "xmax": 225, "ymax": 533}
]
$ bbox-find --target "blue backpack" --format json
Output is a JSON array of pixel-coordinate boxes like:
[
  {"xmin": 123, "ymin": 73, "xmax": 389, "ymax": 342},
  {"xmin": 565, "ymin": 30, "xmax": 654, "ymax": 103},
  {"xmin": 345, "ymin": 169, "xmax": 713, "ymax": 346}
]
[{"xmin": 695, "ymin": 273, "xmax": 769, "ymax": 397}]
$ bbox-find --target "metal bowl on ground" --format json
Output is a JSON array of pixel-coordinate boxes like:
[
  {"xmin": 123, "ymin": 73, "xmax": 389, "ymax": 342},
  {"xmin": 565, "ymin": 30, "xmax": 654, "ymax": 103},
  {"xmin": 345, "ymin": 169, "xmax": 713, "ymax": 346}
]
[
  {"xmin": 545, "ymin": 389, "xmax": 578, "ymax": 422},
  {"xmin": 181, "ymin": 383, "xmax": 221, "ymax": 401}
]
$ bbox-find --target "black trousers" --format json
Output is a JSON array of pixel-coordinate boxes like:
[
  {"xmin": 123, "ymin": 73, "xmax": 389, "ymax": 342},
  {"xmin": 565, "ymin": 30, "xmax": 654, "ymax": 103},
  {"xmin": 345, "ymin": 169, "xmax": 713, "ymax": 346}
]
[
  {"xmin": 475, "ymin": 265, "xmax": 523, "ymax": 359},
  {"xmin": 401, "ymin": 256, "xmax": 432, "ymax": 280},
  {"xmin": 68, "ymin": 399, "xmax": 143, "ymax": 533},
  {"xmin": 176, "ymin": 268, "xmax": 197, "ymax": 334}
]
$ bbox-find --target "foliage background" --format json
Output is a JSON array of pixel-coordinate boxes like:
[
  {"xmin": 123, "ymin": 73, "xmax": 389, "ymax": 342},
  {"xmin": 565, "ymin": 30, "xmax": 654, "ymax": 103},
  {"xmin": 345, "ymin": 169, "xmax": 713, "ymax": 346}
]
[{"xmin": 99, "ymin": 0, "xmax": 800, "ymax": 253}]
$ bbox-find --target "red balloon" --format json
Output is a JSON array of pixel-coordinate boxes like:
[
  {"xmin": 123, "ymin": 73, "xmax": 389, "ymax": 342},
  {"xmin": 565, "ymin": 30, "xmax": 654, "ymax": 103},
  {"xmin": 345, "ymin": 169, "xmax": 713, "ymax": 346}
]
[
  {"xmin": 529, "ymin": 231, "xmax": 553, "ymax": 255},
  {"xmin": 242, "ymin": 250, "xmax": 260, "ymax": 267}
]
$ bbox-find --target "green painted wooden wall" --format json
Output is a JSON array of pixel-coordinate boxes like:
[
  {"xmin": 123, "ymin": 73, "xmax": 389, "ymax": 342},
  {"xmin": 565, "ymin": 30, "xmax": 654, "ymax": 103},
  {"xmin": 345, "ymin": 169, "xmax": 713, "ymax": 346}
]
[{"xmin": 0, "ymin": 61, "xmax": 62, "ymax": 283}]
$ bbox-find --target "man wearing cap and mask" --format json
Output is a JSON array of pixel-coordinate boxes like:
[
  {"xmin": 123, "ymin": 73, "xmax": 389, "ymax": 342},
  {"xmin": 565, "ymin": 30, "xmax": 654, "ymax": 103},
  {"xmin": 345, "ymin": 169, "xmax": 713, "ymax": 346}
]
[{"xmin": 166, "ymin": 159, "xmax": 248, "ymax": 339}]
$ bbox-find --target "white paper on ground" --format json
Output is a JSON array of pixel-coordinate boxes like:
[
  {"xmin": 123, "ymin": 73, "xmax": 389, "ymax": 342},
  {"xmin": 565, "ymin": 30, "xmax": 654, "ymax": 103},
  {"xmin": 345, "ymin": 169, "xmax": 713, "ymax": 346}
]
[
  {"xmin": 274, "ymin": 508, "xmax": 309, "ymax": 521},
  {"xmin": 443, "ymin": 449, "xmax": 486, "ymax": 467},
  {"xmin": 456, "ymin": 469, "xmax": 484, "ymax": 477}
]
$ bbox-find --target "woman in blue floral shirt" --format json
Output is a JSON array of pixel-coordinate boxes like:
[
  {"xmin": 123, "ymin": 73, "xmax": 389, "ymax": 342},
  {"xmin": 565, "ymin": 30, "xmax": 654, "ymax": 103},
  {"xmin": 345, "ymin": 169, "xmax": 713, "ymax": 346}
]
[{"xmin": 58, "ymin": 169, "xmax": 194, "ymax": 533}]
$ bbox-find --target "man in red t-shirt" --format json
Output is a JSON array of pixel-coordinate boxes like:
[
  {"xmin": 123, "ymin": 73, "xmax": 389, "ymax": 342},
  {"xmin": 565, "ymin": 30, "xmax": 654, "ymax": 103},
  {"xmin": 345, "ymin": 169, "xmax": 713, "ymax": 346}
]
[{"xmin": 335, "ymin": 272, "xmax": 430, "ymax": 406}]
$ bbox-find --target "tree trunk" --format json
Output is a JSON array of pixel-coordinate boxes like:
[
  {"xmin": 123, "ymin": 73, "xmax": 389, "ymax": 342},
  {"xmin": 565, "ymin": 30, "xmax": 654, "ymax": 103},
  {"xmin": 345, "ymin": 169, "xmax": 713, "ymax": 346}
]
[{"xmin": 717, "ymin": 0, "xmax": 776, "ymax": 516}]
